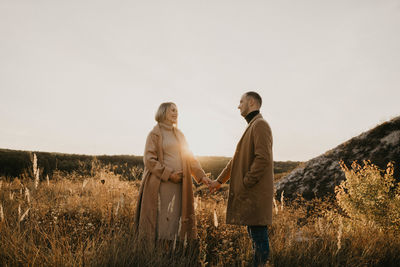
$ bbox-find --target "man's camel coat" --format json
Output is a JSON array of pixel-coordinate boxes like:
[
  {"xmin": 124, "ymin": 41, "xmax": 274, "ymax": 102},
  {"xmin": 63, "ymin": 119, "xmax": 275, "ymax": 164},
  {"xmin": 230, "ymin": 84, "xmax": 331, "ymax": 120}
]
[
  {"xmin": 217, "ymin": 113, "xmax": 274, "ymax": 226},
  {"xmin": 134, "ymin": 124, "xmax": 206, "ymax": 243}
]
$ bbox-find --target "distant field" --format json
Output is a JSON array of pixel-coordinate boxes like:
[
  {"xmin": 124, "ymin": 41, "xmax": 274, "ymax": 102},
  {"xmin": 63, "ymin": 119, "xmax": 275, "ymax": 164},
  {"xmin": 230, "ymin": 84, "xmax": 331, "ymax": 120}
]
[{"xmin": 0, "ymin": 149, "xmax": 301, "ymax": 181}]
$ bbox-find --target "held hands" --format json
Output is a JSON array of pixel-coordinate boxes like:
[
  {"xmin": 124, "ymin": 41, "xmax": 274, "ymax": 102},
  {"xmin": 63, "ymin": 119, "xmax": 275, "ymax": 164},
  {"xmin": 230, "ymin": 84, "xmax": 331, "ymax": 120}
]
[
  {"xmin": 169, "ymin": 171, "xmax": 183, "ymax": 184},
  {"xmin": 209, "ymin": 180, "xmax": 222, "ymax": 194},
  {"xmin": 201, "ymin": 173, "xmax": 222, "ymax": 194},
  {"xmin": 202, "ymin": 172, "xmax": 222, "ymax": 193},
  {"xmin": 170, "ymin": 172, "xmax": 221, "ymax": 193},
  {"xmin": 201, "ymin": 176, "xmax": 212, "ymax": 186}
]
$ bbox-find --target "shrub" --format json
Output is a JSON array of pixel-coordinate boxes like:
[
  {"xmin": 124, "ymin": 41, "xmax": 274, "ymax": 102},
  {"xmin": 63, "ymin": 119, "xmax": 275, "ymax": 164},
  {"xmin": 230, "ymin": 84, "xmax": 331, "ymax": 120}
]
[{"xmin": 335, "ymin": 161, "xmax": 400, "ymax": 230}]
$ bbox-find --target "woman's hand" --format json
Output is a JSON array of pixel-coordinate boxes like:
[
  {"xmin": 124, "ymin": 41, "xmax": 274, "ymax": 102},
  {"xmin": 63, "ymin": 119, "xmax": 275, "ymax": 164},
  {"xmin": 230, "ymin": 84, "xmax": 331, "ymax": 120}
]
[
  {"xmin": 209, "ymin": 180, "xmax": 222, "ymax": 193},
  {"xmin": 201, "ymin": 176, "xmax": 212, "ymax": 186},
  {"xmin": 169, "ymin": 171, "xmax": 183, "ymax": 183}
]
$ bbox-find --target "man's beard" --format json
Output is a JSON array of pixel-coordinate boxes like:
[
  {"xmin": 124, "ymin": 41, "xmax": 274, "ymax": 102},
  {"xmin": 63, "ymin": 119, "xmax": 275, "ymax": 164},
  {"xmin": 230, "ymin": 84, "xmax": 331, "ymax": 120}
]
[{"xmin": 241, "ymin": 105, "xmax": 249, "ymax": 117}]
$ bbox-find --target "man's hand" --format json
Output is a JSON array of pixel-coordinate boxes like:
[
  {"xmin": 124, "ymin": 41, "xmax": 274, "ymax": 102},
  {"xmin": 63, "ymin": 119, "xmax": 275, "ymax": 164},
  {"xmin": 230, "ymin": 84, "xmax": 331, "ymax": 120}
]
[
  {"xmin": 201, "ymin": 176, "xmax": 212, "ymax": 186},
  {"xmin": 169, "ymin": 171, "xmax": 183, "ymax": 183},
  {"xmin": 209, "ymin": 180, "xmax": 222, "ymax": 193}
]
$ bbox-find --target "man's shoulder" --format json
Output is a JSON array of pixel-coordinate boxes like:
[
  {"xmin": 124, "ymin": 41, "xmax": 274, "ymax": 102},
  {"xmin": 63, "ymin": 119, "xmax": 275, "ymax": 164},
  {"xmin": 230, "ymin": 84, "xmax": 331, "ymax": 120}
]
[
  {"xmin": 252, "ymin": 117, "xmax": 271, "ymax": 133},
  {"xmin": 252, "ymin": 115, "xmax": 269, "ymax": 126}
]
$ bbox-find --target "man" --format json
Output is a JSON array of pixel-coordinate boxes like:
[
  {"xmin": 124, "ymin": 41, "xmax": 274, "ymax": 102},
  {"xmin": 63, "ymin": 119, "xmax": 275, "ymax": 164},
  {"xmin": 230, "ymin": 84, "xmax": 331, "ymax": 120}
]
[{"xmin": 209, "ymin": 91, "xmax": 274, "ymax": 267}]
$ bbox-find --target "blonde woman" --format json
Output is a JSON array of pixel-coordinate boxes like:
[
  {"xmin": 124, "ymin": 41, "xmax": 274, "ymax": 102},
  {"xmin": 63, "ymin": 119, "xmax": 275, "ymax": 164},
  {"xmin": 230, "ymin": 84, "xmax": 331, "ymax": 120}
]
[{"xmin": 134, "ymin": 102, "xmax": 211, "ymax": 245}]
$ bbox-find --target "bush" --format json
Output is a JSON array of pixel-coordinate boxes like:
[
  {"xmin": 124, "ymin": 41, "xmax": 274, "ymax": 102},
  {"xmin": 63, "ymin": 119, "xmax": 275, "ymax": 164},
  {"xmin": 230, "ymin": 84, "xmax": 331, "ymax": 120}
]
[{"xmin": 335, "ymin": 161, "xmax": 400, "ymax": 230}]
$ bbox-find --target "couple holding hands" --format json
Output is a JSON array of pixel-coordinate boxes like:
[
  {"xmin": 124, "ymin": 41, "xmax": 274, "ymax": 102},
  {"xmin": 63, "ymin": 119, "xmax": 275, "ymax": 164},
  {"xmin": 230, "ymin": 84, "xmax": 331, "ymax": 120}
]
[{"xmin": 134, "ymin": 91, "xmax": 274, "ymax": 267}]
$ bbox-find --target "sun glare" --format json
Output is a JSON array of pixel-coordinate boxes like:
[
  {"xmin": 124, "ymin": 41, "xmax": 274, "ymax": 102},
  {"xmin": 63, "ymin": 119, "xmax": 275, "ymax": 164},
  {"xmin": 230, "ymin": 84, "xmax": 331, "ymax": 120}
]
[{"xmin": 178, "ymin": 113, "xmax": 239, "ymax": 157}]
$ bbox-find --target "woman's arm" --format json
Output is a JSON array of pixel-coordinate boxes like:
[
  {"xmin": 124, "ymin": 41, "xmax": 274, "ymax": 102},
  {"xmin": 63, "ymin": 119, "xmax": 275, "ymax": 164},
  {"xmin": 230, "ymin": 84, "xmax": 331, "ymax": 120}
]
[
  {"xmin": 178, "ymin": 131, "xmax": 209, "ymax": 184},
  {"xmin": 189, "ymin": 152, "xmax": 207, "ymax": 184}
]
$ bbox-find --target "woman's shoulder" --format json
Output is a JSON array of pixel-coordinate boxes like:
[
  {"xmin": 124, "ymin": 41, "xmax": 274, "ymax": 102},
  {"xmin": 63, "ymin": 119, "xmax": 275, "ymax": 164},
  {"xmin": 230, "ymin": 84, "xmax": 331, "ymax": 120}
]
[
  {"xmin": 173, "ymin": 127, "xmax": 187, "ymax": 140},
  {"xmin": 148, "ymin": 124, "xmax": 161, "ymax": 136},
  {"xmin": 174, "ymin": 127, "xmax": 184, "ymax": 135},
  {"xmin": 145, "ymin": 125, "xmax": 162, "ymax": 143},
  {"xmin": 147, "ymin": 123, "xmax": 184, "ymax": 138}
]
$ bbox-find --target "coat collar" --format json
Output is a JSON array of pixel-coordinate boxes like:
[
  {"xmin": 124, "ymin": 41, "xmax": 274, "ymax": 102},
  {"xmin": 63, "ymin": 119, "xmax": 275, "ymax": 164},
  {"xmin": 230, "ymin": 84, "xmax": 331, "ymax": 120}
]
[
  {"xmin": 150, "ymin": 123, "xmax": 181, "ymax": 137},
  {"xmin": 159, "ymin": 122, "xmax": 174, "ymax": 131},
  {"xmin": 150, "ymin": 124, "xmax": 162, "ymax": 136},
  {"xmin": 246, "ymin": 113, "xmax": 263, "ymax": 129}
]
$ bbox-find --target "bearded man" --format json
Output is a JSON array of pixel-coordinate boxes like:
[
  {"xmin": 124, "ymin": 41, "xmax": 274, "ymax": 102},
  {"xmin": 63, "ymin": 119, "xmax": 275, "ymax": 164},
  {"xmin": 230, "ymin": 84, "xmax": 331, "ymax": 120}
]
[{"xmin": 210, "ymin": 91, "xmax": 274, "ymax": 267}]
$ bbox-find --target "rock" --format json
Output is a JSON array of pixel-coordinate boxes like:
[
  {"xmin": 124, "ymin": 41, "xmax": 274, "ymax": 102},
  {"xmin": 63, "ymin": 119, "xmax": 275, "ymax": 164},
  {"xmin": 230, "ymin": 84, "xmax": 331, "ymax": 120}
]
[{"xmin": 275, "ymin": 116, "xmax": 400, "ymax": 199}]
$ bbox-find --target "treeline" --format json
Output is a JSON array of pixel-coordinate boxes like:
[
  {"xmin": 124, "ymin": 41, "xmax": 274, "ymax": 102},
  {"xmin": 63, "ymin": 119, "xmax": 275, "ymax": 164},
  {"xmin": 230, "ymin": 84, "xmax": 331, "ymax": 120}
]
[
  {"xmin": 0, "ymin": 149, "xmax": 143, "ymax": 181},
  {"xmin": 0, "ymin": 149, "xmax": 301, "ymax": 181}
]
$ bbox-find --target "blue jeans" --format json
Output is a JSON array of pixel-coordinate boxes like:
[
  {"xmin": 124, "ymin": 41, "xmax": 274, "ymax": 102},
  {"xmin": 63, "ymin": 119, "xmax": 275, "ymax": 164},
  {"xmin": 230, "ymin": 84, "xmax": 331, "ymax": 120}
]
[{"xmin": 247, "ymin": 225, "xmax": 270, "ymax": 266}]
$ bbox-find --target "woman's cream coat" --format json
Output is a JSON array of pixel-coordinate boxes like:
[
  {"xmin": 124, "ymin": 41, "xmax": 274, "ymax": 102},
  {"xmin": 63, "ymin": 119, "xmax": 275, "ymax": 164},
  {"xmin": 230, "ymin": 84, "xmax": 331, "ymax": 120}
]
[{"xmin": 134, "ymin": 124, "xmax": 206, "ymax": 243}]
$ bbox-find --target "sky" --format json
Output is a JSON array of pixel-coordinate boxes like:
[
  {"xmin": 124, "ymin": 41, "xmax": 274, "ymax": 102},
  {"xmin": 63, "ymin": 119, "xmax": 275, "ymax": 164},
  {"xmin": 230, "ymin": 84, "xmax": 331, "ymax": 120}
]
[{"xmin": 1, "ymin": 0, "xmax": 399, "ymax": 161}]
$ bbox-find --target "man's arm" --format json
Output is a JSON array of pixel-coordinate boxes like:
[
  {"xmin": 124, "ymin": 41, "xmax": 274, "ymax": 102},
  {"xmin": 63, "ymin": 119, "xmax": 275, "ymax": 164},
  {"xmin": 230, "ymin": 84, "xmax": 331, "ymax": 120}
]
[
  {"xmin": 210, "ymin": 159, "xmax": 233, "ymax": 193},
  {"xmin": 217, "ymin": 159, "xmax": 233, "ymax": 184},
  {"xmin": 243, "ymin": 120, "xmax": 272, "ymax": 188}
]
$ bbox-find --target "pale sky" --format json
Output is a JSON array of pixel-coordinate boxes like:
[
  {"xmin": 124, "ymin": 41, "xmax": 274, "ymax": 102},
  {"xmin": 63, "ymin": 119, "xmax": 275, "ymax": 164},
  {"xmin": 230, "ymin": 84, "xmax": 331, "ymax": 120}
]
[{"xmin": 1, "ymin": 0, "xmax": 399, "ymax": 161}]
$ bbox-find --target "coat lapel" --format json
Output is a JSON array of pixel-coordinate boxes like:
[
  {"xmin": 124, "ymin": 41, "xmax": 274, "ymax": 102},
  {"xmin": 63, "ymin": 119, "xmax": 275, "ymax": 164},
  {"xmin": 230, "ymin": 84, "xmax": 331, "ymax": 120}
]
[
  {"xmin": 151, "ymin": 124, "xmax": 164, "ymax": 163},
  {"xmin": 235, "ymin": 114, "xmax": 263, "ymax": 150},
  {"xmin": 172, "ymin": 128, "xmax": 196, "ymax": 239}
]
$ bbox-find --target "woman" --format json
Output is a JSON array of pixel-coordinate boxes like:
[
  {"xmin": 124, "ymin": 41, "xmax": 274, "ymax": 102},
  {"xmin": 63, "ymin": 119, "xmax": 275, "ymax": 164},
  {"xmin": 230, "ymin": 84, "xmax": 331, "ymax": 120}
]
[{"xmin": 134, "ymin": 102, "xmax": 210, "ymax": 244}]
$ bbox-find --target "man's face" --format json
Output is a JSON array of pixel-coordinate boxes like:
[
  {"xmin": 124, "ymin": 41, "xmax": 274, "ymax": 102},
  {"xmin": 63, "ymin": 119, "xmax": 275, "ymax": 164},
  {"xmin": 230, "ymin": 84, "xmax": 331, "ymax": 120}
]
[{"xmin": 238, "ymin": 94, "xmax": 250, "ymax": 117}]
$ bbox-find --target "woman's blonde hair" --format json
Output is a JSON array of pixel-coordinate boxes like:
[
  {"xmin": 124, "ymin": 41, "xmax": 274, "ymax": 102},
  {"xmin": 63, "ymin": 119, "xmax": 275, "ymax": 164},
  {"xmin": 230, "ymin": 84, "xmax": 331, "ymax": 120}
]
[{"xmin": 155, "ymin": 102, "xmax": 176, "ymax": 123}]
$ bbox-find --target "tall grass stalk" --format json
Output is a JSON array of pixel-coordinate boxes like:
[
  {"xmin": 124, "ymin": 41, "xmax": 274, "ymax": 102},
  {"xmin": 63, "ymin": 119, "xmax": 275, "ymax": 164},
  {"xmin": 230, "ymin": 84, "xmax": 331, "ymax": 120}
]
[
  {"xmin": 19, "ymin": 208, "xmax": 30, "ymax": 222},
  {"xmin": 32, "ymin": 153, "xmax": 39, "ymax": 189},
  {"xmin": 25, "ymin": 187, "xmax": 30, "ymax": 204},
  {"xmin": 0, "ymin": 204, "xmax": 3, "ymax": 222}
]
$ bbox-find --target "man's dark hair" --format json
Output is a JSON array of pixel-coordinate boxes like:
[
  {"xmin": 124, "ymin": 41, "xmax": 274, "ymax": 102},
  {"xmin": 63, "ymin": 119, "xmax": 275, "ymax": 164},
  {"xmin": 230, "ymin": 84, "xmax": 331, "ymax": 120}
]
[{"xmin": 245, "ymin": 91, "xmax": 262, "ymax": 107}]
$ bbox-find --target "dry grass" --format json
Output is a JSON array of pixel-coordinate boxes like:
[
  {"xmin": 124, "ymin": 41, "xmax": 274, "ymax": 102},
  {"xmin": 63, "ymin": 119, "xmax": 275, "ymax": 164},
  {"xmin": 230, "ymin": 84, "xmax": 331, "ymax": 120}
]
[{"xmin": 1, "ymin": 169, "xmax": 400, "ymax": 266}]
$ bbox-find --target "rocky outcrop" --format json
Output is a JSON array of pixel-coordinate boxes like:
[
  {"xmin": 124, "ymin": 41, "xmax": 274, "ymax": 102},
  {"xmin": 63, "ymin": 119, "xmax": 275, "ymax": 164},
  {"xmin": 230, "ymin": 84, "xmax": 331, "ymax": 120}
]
[{"xmin": 275, "ymin": 116, "xmax": 400, "ymax": 199}]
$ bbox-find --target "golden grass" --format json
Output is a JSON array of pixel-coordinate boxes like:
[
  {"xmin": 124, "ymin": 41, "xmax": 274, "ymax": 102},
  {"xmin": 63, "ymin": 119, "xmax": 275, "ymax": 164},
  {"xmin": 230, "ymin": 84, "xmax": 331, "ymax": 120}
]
[{"xmin": 0, "ymin": 170, "xmax": 399, "ymax": 266}]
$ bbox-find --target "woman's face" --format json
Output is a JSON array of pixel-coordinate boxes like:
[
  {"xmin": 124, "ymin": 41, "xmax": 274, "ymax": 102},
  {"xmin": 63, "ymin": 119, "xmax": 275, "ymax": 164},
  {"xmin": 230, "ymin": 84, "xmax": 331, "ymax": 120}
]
[{"xmin": 165, "ymin": 104, "xmax": 178, "ymax": 124}]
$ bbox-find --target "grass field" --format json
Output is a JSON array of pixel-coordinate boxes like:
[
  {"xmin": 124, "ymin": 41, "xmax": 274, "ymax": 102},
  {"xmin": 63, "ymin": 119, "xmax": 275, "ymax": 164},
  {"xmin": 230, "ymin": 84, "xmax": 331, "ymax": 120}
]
[{"xmin": 1, "ymin": 165, "xmax": 399, "ymax": 267}]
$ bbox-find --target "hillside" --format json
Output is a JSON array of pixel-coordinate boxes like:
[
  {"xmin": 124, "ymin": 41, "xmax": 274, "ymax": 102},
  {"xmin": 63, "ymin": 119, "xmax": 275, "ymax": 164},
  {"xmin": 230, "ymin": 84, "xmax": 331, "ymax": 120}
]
[{"xmin": 276, "ymin": 116, "xmax": 400, "ymax": 199}]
